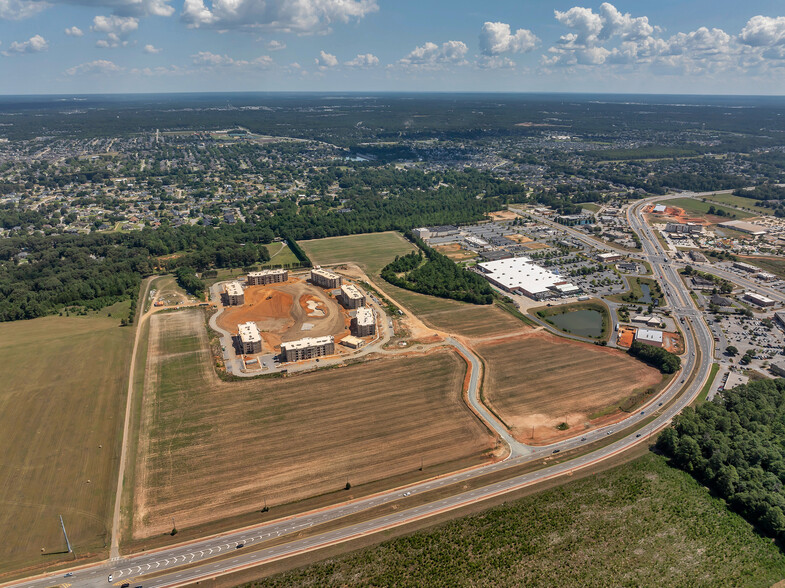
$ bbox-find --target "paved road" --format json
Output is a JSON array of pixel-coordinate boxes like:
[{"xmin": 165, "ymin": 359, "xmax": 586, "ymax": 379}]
[{"xmin": 7, "ymin": 197, "xmax": 716, "ymax": 588}]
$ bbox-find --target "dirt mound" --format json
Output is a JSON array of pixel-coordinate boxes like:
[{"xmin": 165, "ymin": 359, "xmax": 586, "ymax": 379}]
[{"xmin": 216, "ymin": 287, "xmax": 294, "ymax": 333}]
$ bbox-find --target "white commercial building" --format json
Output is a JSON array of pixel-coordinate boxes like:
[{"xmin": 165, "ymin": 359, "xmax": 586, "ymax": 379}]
[
  {"xmin": 743, "ymin": 291, "xmax": 776, "ymax": 307},
  {"xmin": 237, "ymin": 321, "xmax": 262, "ymax": 354},
  {"xmin": 635, "ymin": 328, "xmax": 664, "ymax": 347},
  {"xmin": 477, "ymin": 257, "xmax": 579, "ymax": 300}
]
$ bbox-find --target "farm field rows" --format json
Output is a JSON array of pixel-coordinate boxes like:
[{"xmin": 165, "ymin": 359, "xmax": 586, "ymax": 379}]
[
  {"xmin": 476, "ymin": 331, "xmax": 662, "ymax": 444},
  {"xmin": 249, "ymin": 454, "xmax": 785, "ymax": 588},
  {"xmin": 133, "ymin": 310, "xmax": 496, "ymax": 538},
  {"xmin": 0, "ymin": 309, "xmax": 133, "ymax": 575}
]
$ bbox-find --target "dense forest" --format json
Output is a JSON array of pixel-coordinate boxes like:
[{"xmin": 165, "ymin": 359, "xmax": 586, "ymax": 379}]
[
  {"xmin": 657, "ymin": 378, "xmax": 785, "ymax": 541},
  {"xmin": 628, "ymin": 341, "xmax": 681, "ymax": 373},
  {"xmin": 381, "ymin": 235, "xmax": 494, "ymax": 305}
]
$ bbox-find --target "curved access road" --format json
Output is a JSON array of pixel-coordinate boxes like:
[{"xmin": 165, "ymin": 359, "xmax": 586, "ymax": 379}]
[{"xmin": 6, "ymin": 196, "xmax": 716, "ymax": 588}]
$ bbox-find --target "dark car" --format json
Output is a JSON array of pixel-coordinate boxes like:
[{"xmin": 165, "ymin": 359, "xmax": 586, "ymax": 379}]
[
  {"xmin": 236, "ymin": 543, "xmax": 245, "ymax": 549},
  {"xmin": 552, "ymin": 449, "xmax": 560, "ymax": 454},
  {"xmin": 121, "ymin": 583, "xmax": 130, "ymax": 588}
]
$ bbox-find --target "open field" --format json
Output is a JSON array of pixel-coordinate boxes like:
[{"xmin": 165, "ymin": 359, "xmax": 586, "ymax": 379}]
[
  {"xmin": 665, "ymin": 197, "xmax": 754, "ymax": 221},
  {"xmin": 249, "ymin": 453, "xmax": 785, "ymax": 588},
  {"xmin": 301, "ymin": 232, "xmax": 417, "ymax": 277},
  {"xmin": 0, "ymin": 312, "xmax": 133, "ymax": 575},
  {"xmin": 217, "ymin": 278, "xmax": 347, "ymax": 349},
  {"xmin": 580, "ymin": 202, "xmax": 602, "ymax": 212},
  {"xmin": 476, "ymin": 331, "xmax": 661, "ymax": 444},
  {"xmin": 263, "ymin": 242, "xmax": 299, "ymax": 267},
  {"xmin": 385, "ymin": 283, "xmax": 528, "ymax": 338},
  {"xmin": 532, "ymin": 300, "xmax": 610, "ymax": 340},
  {"xmin": 607, "ymin": 276, "xmax": 664, "ymax": 306},
  {"xmin": 703, "ymin": 193, "xmax": 777, "ymax": 215},
  {"xmin": 433, "ymin": 243, "xmax": 477, "ymax": 262},
  {"xmin": 133, "ymin": 310, "xmax": 496, "ymax": 538},
  {"xmin": 740, "ymin": 255, "xmax": 785, "ymax": 279}
]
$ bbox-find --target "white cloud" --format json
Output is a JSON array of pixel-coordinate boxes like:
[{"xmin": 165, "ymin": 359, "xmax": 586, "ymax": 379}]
[
  {"xmin": 740, "ymin": 16, "xmax": 785, "ymax": 47},
  {"xmin": 3, "ymin": 34, "xmax": 47, "ymax": 55},
  {"xmin": 181, "ymin": 0, "xmax": 377, "ymax": 33},
  {"xmin": 398, "ymin": 40, "xmax": 468, "ymax": 69},
  {"xmin": 597, "ymin": 2, "xmax": 653, "ymax": 41},
  {"xmin": 476, "ymin": 55, "xmax": 516, "ymax": 69},
  {"xmin": 65, "ymin": 59, "xmax": 123, "ymax": 75},
  {"xmin": 64, "ymin": 26, "xmax": 84, "ymax": 37},
  {"xmin": 92, "ymin": 14, "xmax": 138, "ymax": 47},
  {"xmin": 0, "ymin": 0, "xmax": 44, "ymax": 19},
  {"xmin": 191, "ymin": 51, "xmax": 273, "ymax": 69},
  {"xmin": 266, "ymin": 39, "xmax": 285, "ymax": 51},
  {"xmin": 479, "ymin": 22, "xmax": 538, "ymax": 56},
  {"xmin": 143, "ymin": 43, "xmax": 161, "ymax": 53},
  {"xmin": 315, "ymin": 50, "xmax": 338, "ymax": 69},
  {"xmin": 1, "ymin": 0, "xmax": 173, "ymax": 20},
  {"xmin": 554, "ymin": 6, "xmax": 603, "ymax": 45},
  {"xmin": 345, "ymin": 52, "xmax": 379, "ymax": 67}
]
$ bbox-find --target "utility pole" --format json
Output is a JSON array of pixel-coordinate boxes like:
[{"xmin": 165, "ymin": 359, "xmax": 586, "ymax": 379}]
[{"xmin": 59, "ymin": 515, "xmax": 72, "ymax": 554}]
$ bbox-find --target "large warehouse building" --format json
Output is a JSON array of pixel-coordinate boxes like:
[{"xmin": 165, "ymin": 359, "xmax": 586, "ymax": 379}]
[
  {"xmin": 237, "ymin": 321, "xmax": 262, "ymax": 354},
  {"xmin": 476, "ymin": 257, "xmax": 580, "ymax": 300},
  {"xmin": 225, "ymin": 281, "xmax": 244, "ymax": 306},
  {"xmin": 281, "ymin": 336, "xmax": 335, "ymax": 362},
  {"xmin": 352, "ymin": 306, "xmax": 376, "ymax": 337},
  {"xmin": 247, "ymin": 269, "xmax": 288, "ymax": 286},
  {"xmin": 310, "ymin": 268, "xmax": 342, "ymax": 289},
  {"xmin": 339, "ymin": 284, "xmax": 366, "ymax": 309}
]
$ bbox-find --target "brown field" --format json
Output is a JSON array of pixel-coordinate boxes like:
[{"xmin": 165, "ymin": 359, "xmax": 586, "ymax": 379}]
[
  {"xmin": 476, "ymin": 331, "xmax": 661, "ymax": 444},
  {"xmin": 617, "ymin": 325, "xmax": 635, "ymax": 348},
  {"xmin": 0, "ymin": 309, "xmax": 133, "ymax": 575},
  {"xmin": 506, "ymin": 233, "xmax": 533, "ymax": 244},
  {"xmin": 488, "ymin": 210, "xmax": 519, "ymax": 221},
  {"xmin": 133, "ymin": 310, "xmax": 496, "ymax": 538},
  {"xmin": 521, "ymin": 242, "xmax": 551, "ymax": 250},
  {"xmin": 217, "ymin": 279, "xmax": 348, "ymax": 349},
  {"xmin": 433, "ymin": 243, "xmax": 477, "ymax": 261},
  {"xmin": 663, "ymin": 332, "xmax": 683, "ymax": 355}
]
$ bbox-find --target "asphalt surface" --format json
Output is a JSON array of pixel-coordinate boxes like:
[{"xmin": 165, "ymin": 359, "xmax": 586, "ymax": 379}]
[{"xmin": 7, "ymin": 195, "xmax": 716, "ymax": 588}]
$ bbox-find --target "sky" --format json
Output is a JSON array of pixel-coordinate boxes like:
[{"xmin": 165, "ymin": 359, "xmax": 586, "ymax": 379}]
[{"xmin": 2, "ymin": 0, "xmax": 785, "ymax": 95}]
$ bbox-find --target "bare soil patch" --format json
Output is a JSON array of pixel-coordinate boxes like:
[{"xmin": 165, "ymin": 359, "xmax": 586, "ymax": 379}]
[
  {"xmin": 133, "ymin": 310, "xmax": 495, "ymax": 538},
  {"xmin": 217, "ymin": 278, "xmax": 348, "ymax": 350},
  {"xmin": 476, "ymin": 331, "xmax": 661, "ymax": 445}
]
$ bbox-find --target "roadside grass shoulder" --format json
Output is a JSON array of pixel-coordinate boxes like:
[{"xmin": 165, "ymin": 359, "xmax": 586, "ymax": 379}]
[{"xmin": 248, "ymin": 453, "xmax": 785, "ymax": 588}]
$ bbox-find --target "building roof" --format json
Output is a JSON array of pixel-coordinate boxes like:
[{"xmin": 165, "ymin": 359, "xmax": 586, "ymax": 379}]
[
  {"xmin": 237, "ymin": 321, "xmax": 261, "ymax": 344},
  {"xmin": 478, "ymin": 257, "xmax": 576, "ymax": 296},
  {"xmin": 744, "ymin": 291, "xmax": 775, "ymax": 304},
  {"xmin": 341, "ymin": 284, "xmax": 364, "ymax": 300},
  {"xmin": 281, "ymin": 335, "xmax": 334, "ymax": 350},
  {"xmin": 718, "ymin": 220, "xmax": 768, "ymax": 235},
  {"xmin": 635, "ymin": 328, "xmax": 664, "ymax": 343},
  {"xmin": 355, "ymin": 306, "xmax": 374, "ymax": 326},
  {"xmin": 311, "ymin": 268, "xmax": 341, "ymax": 280},
  {"xmin": 248, "ymin": 269, "xmax": 287, "ymax": 278},
  {"xmin": 225, "ymin": 281, "xmax": 243, "ymax": 296},
  {"xmin": 652, "ymin": 204, "xmax": 667, "ymax": 213},
  {"xmin": 341, "ymin": 335, "xmax": 365, "ymax": 347}
]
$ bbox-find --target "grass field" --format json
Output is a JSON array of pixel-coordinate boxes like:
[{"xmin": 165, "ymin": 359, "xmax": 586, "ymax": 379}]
[
  {"xmin": 580, "ymin": 202, "xmax": 602, "ymax": 213},
  {"xmin": 132, "ymin": 310, "xmax": 496, "ymax": 538},
  {"xmin": 263, "ymin": 242, "xmax": 299, "ymax": 267},
  {"xmin": 740, "ymin": 256, "xmax": 785, "ymax": 279},
  {"xmin": 249, "ymin": 453, "xmax": 785, "ymax": 588},
  {"xmin": 301, "ymin": 232, "xmax": 417, "ymax": 277},
  {"xmin": 386, "ymin": 283, "xmax": 528, "ymax": 338},
  {"xmin": 301, "ymin": 231, "xmax": 528, "ymax": 338},
  {"xmin": 607, "ymin": 276, "xmax": 664, "ymax": 306},
  {"xmin": 666, "ymin": 197, "xmax": 754, "ymax": 220},
  {"xmin": 476, "ymin": 332, "xmax": 661, "ymax": 443},
  {"xmin": 703, "ymin": 193, "xmax": 777, "ymax": 215},
  {"xmin": 0, "ymin": 308, "xmax": 133, "ymax": 575}
]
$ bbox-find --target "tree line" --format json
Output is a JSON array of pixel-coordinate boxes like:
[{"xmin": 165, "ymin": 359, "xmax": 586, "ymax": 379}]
[
  {"xmin": 381, "ymin": 233, "xmax": 494, "ymax": 305},
  {"xmin": 628, "ymin": 341, "xmax": 681, "ymax": 373},
  {"xmin": 657, "ymin": 378, "xmax": 785, "ymax": 541}
]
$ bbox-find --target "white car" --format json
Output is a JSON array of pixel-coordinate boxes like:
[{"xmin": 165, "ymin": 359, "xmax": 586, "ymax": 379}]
[{"xmin": 108, "ymin": 574, "xmax": 114, "ymax": 583}]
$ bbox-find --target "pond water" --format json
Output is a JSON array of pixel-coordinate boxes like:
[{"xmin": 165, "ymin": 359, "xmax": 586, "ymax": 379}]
[{"xmin": 549, "ymin": 309, "xmax": 604, "ymax": 338}]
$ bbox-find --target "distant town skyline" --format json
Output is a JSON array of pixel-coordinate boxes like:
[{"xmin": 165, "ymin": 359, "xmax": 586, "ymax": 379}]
[{"xmin": 2, "ymin": 0, "xmax": 785, "ymax": 94}]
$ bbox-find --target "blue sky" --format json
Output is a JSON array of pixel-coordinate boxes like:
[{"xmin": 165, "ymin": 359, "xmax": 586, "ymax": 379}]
[{"xmin": 2, "ymin": 0, "xmax": 785, "ymax": 94}]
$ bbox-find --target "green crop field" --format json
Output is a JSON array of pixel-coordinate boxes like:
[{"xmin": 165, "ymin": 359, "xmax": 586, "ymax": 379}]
[
  {"xmin": 248, "ymin": 454, "xmax": 785, "ymax": 588},
  {"xmin": 0, "ymin": 307, "xmax": 133, "ymax": 576},
  {"xmin": 741, "ymin": 256, "xmax": 785, "ymax": 279},
  {"xmin": 703, "ymin": 194, "xmax": 777, "ymax": 215},
  {"xmin": 666, "ymin": 197, "xmax": 754, "ymax": 220},
  {"xmin": 301, "ymin": 231, "xmax": 416, "ymax": 276}
]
